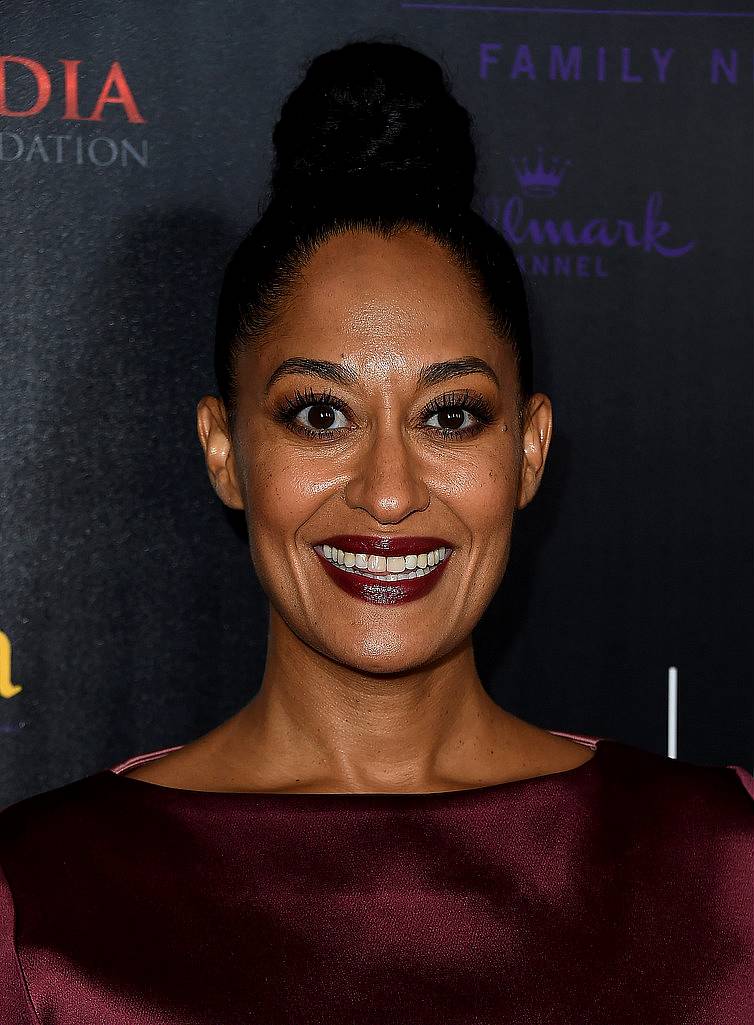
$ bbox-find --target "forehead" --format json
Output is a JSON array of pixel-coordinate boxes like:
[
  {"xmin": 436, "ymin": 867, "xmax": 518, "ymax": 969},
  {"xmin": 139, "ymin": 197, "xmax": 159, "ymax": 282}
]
[{"xmin": 247, "ymin": 228, "xmax": 510, "ymax": 383}]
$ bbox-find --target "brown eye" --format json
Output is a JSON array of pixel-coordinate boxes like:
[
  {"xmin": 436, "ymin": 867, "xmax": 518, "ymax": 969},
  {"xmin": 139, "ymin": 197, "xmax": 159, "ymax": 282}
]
[
  {"xmin": 294, "ymin": 403, "xmax": 348, "ymax": 433},
  {"xmin": 426, "ymin": 406, "xmax": 474, "ymax": 432},
  {"xmin": 306, "ymin": 404, "xmax": 337, "ymax": 430},
  {"xmin": 421, "ymin": 388, "xmax": 495, "ymax": 440},
  {"xmin": 434, "ymin": 407, "xmax": 466, "ymax": 431}
]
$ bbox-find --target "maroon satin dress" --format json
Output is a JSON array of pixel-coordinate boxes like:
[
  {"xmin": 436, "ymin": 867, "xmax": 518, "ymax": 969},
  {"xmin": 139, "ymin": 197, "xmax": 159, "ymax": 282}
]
[{"xmin": 1, "ymin": 729, "xmax": 752, "ymax": 1025}]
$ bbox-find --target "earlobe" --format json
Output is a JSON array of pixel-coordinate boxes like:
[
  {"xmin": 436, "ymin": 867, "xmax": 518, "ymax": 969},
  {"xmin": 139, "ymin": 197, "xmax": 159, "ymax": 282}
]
[{"xmin": 196, "ymin": 396, "xmax": 245, "ymax": 510}]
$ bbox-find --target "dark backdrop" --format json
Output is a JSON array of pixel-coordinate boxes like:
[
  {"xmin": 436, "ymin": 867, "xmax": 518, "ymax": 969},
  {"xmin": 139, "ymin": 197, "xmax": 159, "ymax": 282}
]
[{"xmin": 1, "ymin": 0, "xmax": 752, "ymax": 808}]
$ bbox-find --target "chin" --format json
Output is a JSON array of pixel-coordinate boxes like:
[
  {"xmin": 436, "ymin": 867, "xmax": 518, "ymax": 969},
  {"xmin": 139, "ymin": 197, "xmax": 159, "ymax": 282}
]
[{"xmin": 321, "ymin": 632, "xmax": 448, "ymax": 676}]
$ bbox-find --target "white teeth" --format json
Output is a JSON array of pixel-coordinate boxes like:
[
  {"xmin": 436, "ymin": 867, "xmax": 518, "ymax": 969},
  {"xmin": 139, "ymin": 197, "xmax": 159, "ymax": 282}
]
[{"xmin": 314, "ymin": 544, "xmax": 450, "ymax": 581}]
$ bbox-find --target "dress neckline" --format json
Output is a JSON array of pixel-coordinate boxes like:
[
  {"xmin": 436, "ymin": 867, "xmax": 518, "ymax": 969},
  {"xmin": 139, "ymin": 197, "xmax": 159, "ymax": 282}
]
[{"xmin": 101, "ymin": 731, "xmax": 607, "ymax": 802}]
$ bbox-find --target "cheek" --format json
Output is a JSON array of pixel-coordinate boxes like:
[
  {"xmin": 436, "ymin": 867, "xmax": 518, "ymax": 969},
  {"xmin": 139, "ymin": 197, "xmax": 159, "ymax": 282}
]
[
  {"xmin": 242, "ymin": 445, "xmax": 333, "ymax": 552},
  {"xmin": 427, "ymin": 437, "xmax": 520, "ymax": 524}
]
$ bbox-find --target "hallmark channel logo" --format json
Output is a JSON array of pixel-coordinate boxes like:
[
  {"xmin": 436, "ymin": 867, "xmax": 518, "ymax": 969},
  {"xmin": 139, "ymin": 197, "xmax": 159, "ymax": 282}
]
[
  {"xmin": 511, "ymin": 148, "xmax": 571, "ymax": 198},
  {"xmin": 481, "ymin": 147, "xmax": 696, "ymax": 279},
  {"xmin": 0, "ymin": 56, "xmax": 148, "ymax": 169}
]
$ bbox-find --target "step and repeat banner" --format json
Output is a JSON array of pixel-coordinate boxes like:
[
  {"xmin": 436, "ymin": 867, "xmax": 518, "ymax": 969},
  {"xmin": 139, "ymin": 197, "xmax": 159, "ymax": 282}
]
[{"xmin": 1, "ymin": 1, "xmax": 751, "ymax": 807}]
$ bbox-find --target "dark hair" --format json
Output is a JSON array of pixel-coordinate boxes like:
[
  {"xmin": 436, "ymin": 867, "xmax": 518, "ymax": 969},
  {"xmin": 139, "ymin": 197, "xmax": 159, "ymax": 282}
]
[{"xmin": 214, "ymin": 40, "xmax": 533, "ymax": 434}]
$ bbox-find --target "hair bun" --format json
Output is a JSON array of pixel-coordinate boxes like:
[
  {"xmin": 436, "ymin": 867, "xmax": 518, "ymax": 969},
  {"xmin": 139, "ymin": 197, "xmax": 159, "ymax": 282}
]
[{"xmin": 269, "ymin": 41, "xmax": 476, "ymax": 214}]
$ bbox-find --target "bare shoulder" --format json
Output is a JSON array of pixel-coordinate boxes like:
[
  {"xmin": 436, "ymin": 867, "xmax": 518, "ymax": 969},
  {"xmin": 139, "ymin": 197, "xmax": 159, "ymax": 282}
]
[
  {"xmin": 120, "ymin": 731, "xmax": 228, "ymax": 790},
  {"xmin": 506, "ymin": 717, "xmax": 597, "ymax": 777}
]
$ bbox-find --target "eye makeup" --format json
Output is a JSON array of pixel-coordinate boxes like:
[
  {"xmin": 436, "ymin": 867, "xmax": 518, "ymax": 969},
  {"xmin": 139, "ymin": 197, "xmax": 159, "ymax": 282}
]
[{"xmin": 269, "ymin": 385, "xmax": 496, "ymax": 442}]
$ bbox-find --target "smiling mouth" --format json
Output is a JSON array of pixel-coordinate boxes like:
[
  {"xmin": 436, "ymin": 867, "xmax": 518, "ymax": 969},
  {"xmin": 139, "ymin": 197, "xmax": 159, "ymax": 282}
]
[
  {"xmin": 310, "ymin": 535, "xmax": 455, "ymax": 606},
  {"xmin": 313, "ymin": 542, "xmax": 451, "ymax": 582}
]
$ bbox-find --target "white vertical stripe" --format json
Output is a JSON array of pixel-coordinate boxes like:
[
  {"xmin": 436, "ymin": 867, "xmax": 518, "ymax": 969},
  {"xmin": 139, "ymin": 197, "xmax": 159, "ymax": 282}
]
[{"xmin": 667, "ymin": 666, "xmax": 678, "ymax": 759}]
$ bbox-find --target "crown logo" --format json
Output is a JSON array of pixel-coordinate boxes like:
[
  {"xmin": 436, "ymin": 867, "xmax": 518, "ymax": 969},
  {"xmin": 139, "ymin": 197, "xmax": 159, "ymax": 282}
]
[{"xmin": 511, "ymin": 147, "xmax": 572, "ymax": 198}]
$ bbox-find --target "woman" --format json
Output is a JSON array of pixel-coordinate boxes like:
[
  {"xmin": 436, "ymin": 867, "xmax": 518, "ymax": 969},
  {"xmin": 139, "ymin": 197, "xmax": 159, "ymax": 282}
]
[{"xmin": 1, "ymin": 40, "xmax": 751, "ymax": 1025}]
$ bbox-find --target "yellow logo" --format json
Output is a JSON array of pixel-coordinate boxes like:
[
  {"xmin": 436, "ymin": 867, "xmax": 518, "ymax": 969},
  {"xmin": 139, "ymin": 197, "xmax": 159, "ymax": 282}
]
[{"xmin": 0, "ymin": 631, "xmax": 22, "ymax": 698}]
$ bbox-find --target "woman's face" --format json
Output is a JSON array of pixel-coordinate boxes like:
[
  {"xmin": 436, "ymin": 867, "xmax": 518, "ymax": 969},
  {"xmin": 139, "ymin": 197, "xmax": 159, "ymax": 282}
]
[{"xmin": 198, "ymin": 228, "xmax": 552, "ymax": 675}]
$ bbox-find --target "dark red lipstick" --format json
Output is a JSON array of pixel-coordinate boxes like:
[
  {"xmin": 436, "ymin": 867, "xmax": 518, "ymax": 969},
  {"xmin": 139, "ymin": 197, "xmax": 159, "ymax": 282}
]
[{"xmin": 312, "ymin": 535, "xmax": 454, "ymax": 606}]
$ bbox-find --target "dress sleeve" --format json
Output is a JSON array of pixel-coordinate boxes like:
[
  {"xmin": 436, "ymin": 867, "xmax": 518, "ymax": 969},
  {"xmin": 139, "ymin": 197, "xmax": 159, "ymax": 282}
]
[
  {"xmin": 727, "ymin": 763, "xmax": 754, "ymax": 802},
  {"xmin": 0, "ymin": 858, "xmax": 39, "ymax": 1025}
]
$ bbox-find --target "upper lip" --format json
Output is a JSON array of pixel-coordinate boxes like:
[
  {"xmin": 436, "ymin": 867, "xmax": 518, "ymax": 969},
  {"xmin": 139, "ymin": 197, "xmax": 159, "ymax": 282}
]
[{"xmin": 315, "ymin": 535, "xmax": 454, "ymax": 557}]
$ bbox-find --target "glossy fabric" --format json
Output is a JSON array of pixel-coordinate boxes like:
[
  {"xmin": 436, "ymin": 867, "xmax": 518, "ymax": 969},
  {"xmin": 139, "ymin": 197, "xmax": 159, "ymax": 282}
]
[{"xmin": 1, "ymin": 731, "xmax": 752, "ymax": 1025}]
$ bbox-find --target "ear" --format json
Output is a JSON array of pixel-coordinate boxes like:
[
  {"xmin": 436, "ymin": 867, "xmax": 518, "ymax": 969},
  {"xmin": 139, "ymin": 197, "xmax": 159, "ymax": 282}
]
[
  {"xmin": 516, "ymin": 392, "xmax": 553, "ymax": 510},
  {"xmin": 196, "ymin": 396, "xmax": 245, "ymax": 510}
]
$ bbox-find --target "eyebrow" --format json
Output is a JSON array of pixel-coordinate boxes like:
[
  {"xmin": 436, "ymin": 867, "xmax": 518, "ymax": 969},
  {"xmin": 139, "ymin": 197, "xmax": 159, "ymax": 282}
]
[{"xmin": 264, "ymin": 356, "xmax": 499, "ymax": 394}]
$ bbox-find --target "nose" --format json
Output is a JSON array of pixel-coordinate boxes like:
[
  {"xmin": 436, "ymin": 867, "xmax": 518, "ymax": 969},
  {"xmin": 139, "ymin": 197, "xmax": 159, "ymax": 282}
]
[{"xmin": 343, "ymin": 423, "xmax": 430, "ymax": 525}]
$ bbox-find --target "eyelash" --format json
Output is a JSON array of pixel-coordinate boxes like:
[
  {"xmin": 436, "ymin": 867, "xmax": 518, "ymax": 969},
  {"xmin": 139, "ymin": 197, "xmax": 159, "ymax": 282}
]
[{"xmin": 271, "ymin": 386, "xmax": 495, "ymax": 442}]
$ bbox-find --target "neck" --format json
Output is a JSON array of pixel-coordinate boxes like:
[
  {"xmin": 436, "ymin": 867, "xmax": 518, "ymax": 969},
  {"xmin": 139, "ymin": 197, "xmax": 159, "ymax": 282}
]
[{"xmin": 219, "ymin": 606, "xmax": 527, "ymax": 792}]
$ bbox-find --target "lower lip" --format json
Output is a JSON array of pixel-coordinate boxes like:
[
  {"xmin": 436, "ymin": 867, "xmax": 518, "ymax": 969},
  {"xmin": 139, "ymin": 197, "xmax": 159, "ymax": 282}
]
[{"xmin": 313, "ymin": 548, "xmax": 452, "ymax": 606}]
